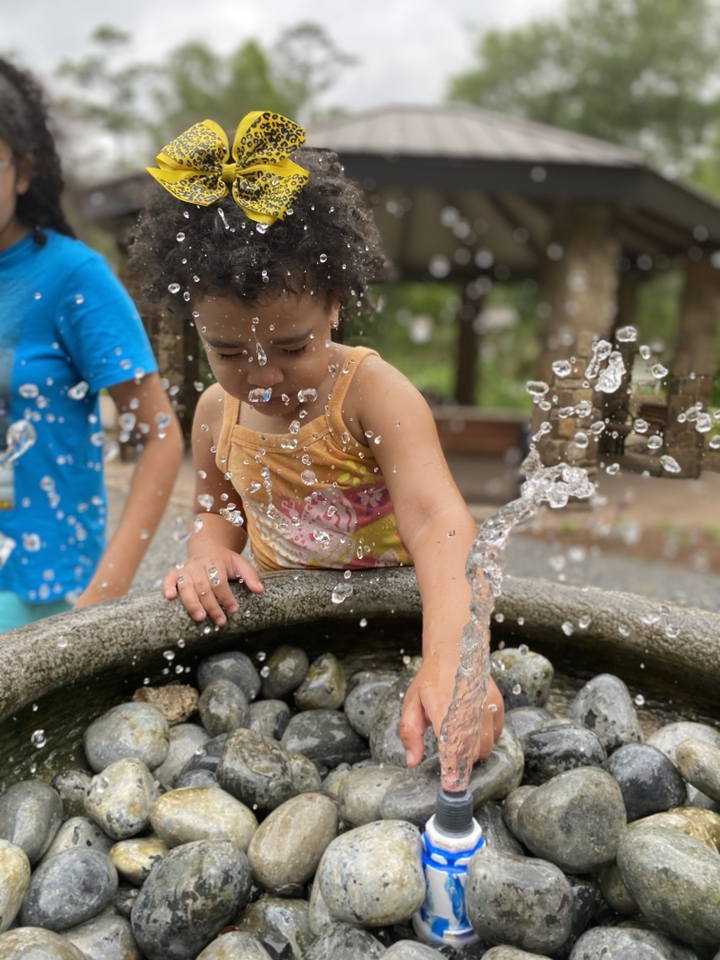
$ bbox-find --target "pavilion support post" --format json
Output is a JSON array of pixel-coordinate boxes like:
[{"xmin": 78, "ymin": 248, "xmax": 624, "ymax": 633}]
[
  {"xmin": 663, "ymin": 254, "xmax": 719, "ymax": 478},
  {"xmin": 533, "ymin": 205, "xmax": 620, "ymax": 477},
  {"xmin": 454, "ymin": 286, "xmax": 482, "ymax": 406}
]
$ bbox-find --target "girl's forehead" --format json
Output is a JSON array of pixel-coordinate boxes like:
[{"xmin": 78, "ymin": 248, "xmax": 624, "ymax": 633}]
[{"xmin": 199, "ymin": 292, "xmax": 325, "ymax": 329}]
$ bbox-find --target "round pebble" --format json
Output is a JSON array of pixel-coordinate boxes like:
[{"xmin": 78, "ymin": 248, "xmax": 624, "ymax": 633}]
[
  {"xmin": 369, "ymin": 678, "xmax": 436, "ymax": 766},
  {"xmin": 287, "ymin": 752, "xmax": 323, "ymax": 793},
  {"xmin": 305, "ymin": 920, "xmax": 386, "ymax": 959},
  {"xmin": 196, "ymin": 930, "xmax": 273, "ymax": 958},
  {"xmin": 132, "ymin": 683, "xmax": 199, "ymax": 725},
  {"xmin": 568, "ymin": 925, "xmax": 698, "ymax": 959},
  {"xmin": 64, "ymin": 913, "xmax": 141, "ymax": 960},
  {"xmin": 153, "ymin": 723, "xmax": 210, "ymax": 789},
  {"xmin": 84, "ymin": 757, "xmax": 159, "ymax": 840},
  {"xmin": 385, "ymin": 941, "xmax": 448, "ymax": 958},
  {"xmin": 281, "ymin": 709, "xmax": 368, "ymax": 768},
  {"xmin": 238, "ymin": 896, "xmax": 313, "ymax": 958},
  {"xmin": 338, "ymin": 765, "xmax": 406, "ymax": 826},
  {"xmin": 150, "ymin": 786, "xmax": 258, "ymax": 851},
  {"xmin": 676, "ymin": 737, "xmax": 720, "ymax": 803},
  {"xmin": 0, "ymin": 927, "xmax": 86, "ymax": 958},
  {"xmin": 199, "ymin": 678, "xmax": 250, "ymax": 737},
  {"xmin": 217, "ymin": 729, "xmax": 295, "ymax": 812},
  {"xmin": 109, "ymin": 836, "xmax": 169, "ymax": 884},
  {"xmin": 520, "ymin": 719, "xmax": 606, "ymax": 784},
  {"xmin": 51, "ymin": 770, "xmax": 92, "ymax": 819},
  {"xmin": 344, "ymin": 670, "xmax": 399, "ymax": 738},
  {"xmin": 197, "ymin": 651, "xmax": 261, "ymax": 701},
  {"xmin": 566, "ymin": 674, "xmax": 643, "ymax": 753},
  {"xmin": 83, "ymin": 702, "xmax": 169, "ymax": 773},
  {"xmin": 0, "ymin": 780, "xmax": 62, "ymax": 864},
  {"xmin": 41, "ymin": 816, "xmax": 114, "ymax": 862},
  {"xmin": 249, "ymin": 699, "xmax": 291, "ymax": 740},
  {"xmin": 605, "ymin": 743, "xmax": 687, "ymax": 821},
  {"xmin": 261, "ymin": 645, "xmax": 309, "ymax": 699},
  {"xmin": 0, "ymin": 839, "xmax": 30, "ymax": 933},
  {"xmin": 503, "ymin": 706, "xmax": 554, "ymax": 741},
  {"xmin": 491, "ymin": 647, "xmax": 554, "ymax": 709},
  {"xmin": 20, "ymin": 847, "xmax": 118, "ymax": 931},
  {"xmin": 294, "ymin": 653, "xmax": 347, "ymax": 710}
]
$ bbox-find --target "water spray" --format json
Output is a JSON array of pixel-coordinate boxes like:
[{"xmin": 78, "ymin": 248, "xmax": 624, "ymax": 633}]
[{"xmin": 413, "ymin": 787, "xmax": 483, "ymax": 947}]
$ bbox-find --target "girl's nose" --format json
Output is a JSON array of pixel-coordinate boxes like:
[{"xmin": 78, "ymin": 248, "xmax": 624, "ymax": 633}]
[{"xmin": 247, "ymin": 364, "xmax": 284, "ymax": 388}]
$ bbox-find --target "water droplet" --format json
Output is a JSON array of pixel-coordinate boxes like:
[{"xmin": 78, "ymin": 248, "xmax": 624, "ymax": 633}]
[
  {"xmin": 359, "ymin": 617, "xmax": 368, "ymax": 627},
  {"xmin": 19, "ymin": 383, "xmax": 39, "ymax": 399},
  {"xmin": 494, "ymin": 612, "xmax": 504, "ymax": 623},
  {"xmin": 176, "ymin": 232, "xmax": 186, "ymax": 242},
  {"xmin": 616, "ymin": 325, "xmax": 637, "ymax": 342},
  {"xmin": 167, "ymin": 283, "xmax": 181, "ymax": 295},
  {"xmin": 31, "ymin": 729, "xmax": 46, "ymax": 749},
  {"xmin": 660, "ymin": 454, "xmax": 681, "ymax": 474},
  {"xmin": 526, "ymin": 380, "xmax": 549, "ymax": 397},
  {"xmin": 634, "ymin": 693, "xmax": 645, "ymax": 706},
  {"xmin": 606, "ymin": 463, "xmax": 620, "ymax": 475},
  {"xmin": 301, "ymin": 470, "xmax": 317, "ymax": 486},
  {"xmin": 651, "ymin": 363, "xmax": 668, "ymax": 379},
  {"xmin": 197, "ymin": 493, "xmax": 215, "ymax": 511},
  {"xmin": 298, "ymin": 388, "xmax": 317, "ymax": 403},
  {"xmin": 74, "ymin": 294, "xmax": 85, "ymax": 305},
  {"xmin": 647, "ymin": 435, "xmax": 663, "ymax": 450},
  {"xmin": 561, "ymin": 621, "xmax": 574, "ymax": 636},
  {"xmin": 578, "ymin": 615, "xmax": 591, "ymax": 629},
  {"xmin": 573, "ymin": 431, "xmax": 589, "ymax": 449},
  {"xmin": 319, "ymin": 253, "xmax": 328, "ymax": 263},
  {"xmin": 118, "ymin": 412, "xmax": 136, "ymax": 432},
  {"xmin": 68, "ymin": 381, "xmax": 89, "ymax": 400},
  {"xmin": 331, "ymin": 582, "xmax": 353, "ymax": 603},
  {"xmin": 551, "ymin": 360, "xmax": 572, "ymax": 378},
  {"xmin": 248, "ymin": 387, "xmax": 272, "ymax": 403},
  {"xmin": 512, "ymin": 683, "xmax": 522, "ymax": 695}
]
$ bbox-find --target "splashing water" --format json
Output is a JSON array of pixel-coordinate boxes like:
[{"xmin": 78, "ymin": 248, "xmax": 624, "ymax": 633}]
[
  {"xmin": 0, "ymin": 419, "xmax": 37, "ymax": 468},
  {"xmin": 298, "ymin": 388, "xmax": 318, "ymax": 403},
  {"xmin": 248, "ymin": 388, "xmax": 272, "ymax": 403},
  {"xmin": 438, "ymin": 447, "xmax": 594, "ymax": 790}
]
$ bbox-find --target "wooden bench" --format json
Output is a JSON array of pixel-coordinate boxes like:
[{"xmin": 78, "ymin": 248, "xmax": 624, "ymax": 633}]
[{"xmin": 431, "ymin": 406, "xmax": 528, "ymax": 456}]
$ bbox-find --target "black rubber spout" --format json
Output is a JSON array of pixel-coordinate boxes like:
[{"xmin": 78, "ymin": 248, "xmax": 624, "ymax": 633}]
[{"xmin": 434, "ymin": 787, "xmax": 474, "ymax": 836}]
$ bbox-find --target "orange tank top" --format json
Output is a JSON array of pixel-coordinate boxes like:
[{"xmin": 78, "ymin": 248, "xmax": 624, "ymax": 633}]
[{"xmin": 215, "ymin": 346, "xmax": 412, "ymax": 572}]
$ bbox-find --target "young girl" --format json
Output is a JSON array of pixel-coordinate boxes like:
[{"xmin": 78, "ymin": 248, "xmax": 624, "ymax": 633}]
[
  {"xmin": 0, "ymin": 58, "xmax": 183, "ymax": 629},
  {"xmin": 132, "ymin": 112, "xmax": 503, "ymax": 779}
]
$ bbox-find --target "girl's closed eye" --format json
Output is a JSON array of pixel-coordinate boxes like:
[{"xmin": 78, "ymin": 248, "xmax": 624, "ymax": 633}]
[{"xmin": 284, "ymin": 344, "xmax": 309, "ymax": 355}]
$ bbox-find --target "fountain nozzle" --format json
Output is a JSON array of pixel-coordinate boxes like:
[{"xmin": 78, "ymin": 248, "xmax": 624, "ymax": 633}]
[{"xmin": 412, "ymin": 787, "xmax": 483, "ymax": 948}]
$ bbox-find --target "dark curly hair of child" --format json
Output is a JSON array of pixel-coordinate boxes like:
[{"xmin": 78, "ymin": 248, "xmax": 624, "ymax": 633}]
[
  {"xmin": 0, "ymin": 57, "xmax": 74, "ymax": 243},
  {"xmin": 129, "ymin": 148, "xmax": 387, "ymax": 316}
]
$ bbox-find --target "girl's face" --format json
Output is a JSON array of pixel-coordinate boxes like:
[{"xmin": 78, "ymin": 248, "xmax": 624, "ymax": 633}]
[
  {"xmin": 197, "ymin": 291, "xmax": 340, "ymax": 417},
  {"xmin": 0, "ymin": 138, "xmax": 31, "ymax": 252}
]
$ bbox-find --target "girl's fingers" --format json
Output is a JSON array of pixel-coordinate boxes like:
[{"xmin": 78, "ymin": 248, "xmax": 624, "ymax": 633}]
[
  {"xmin": 162, "ymin": 570, "xmax": 179, "ymax": 599},
  {"xmin": 227, "ymin": 556, "xmax": 264, "ymax": 594}
]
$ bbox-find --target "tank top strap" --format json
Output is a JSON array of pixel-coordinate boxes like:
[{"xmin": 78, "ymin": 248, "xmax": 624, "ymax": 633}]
[
  {"xmin": 326, "ymin": 346, "xmax": 378, "ymax": 434},
  {"xmin": 216, "ymin": 390, "xmax": 240, "ymax": 466}
]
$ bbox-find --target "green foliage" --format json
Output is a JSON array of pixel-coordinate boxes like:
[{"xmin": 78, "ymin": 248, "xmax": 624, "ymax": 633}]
[{"xmin": 448, "ymin": 0, "xmax": 720, "ymax": 170}]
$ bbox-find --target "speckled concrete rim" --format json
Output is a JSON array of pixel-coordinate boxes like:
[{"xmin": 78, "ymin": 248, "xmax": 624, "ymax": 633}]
[{"xmin": 1, "ymin": 568, "xmax": 719, "ymax": 721}]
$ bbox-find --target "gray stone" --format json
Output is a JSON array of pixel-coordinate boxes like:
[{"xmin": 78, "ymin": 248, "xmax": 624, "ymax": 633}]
[
  {"xmin": 237, "ymin": 896, "xmax": 313, "ymax": 958},
  {"xmin": 317, "ymin": 819, "xmax": 425, "ymax": 926},
  {"xmin": 520, "ymin": 719, "xmax": 606, "ymax": 784},
  {"xmin": 178, "ymin": 732, "xmax": 228, "ymax": 777},
  {"xmin": 249, "ymin": 700, "xmax": 291, "ymax": 740},
  {"xmin": 197, "ymin": 651, "xmax": 262, "ymax": 701},
  {"xmin": 64, "ymin": 914, "xmax": 141, "ymax": 960},
  {"xmin": 596, "ymin": 862, "xmax": 639, "ymax": 915},
  {"xmin": 381, "ymin": 730, "xmax": 523, "ymax": 827},
  {"xmin": 281, "ymin": 709, "xmax": 368, "ymax": 769},
  {"xmin": 0, "ymin": 927, "xmax": 86, "ymax": 958},
  {"xmin": 0, "ymin": 780, "xmax": 63, "ymax": 863},
  {"xmin": 218, "ymin": 728, "xmax": 295, "ymax": 812},
  {"xmin": 51, "ymin": 769, "xmax": 93, "ymax": 819},
  {"xmin": 248, "ymin": 792, "xmax": 338, "ymax": 894},
  {"xmin": 474, "ymin": 800, "xmax": 524, "ymax": 856},
  {"xmin": 0, "ymin": 839, "xmax": 30, "ymax": 933},
  {"xmin": 130, "ymin": 839, "xmax": 252, "ymax": 960},
  {"xmin": 466, "ymin": 845, "xmax": 573, "ymax": 954},
  {"xmin": 344, "ymin": 670, "xmax": 399, "ymax": 738},
  {"xmin": 261, "ymin": 645, "xmax": 309, "ymax": 699},
  {"xmin": 113, "ymin": 883, "xmax": 140, "ymax": 918},
  {"xmin": 385, "ymin": 941, "xmax": 447, "ymax": 958},
  {"xmin": 482, "ymin": 949, "xmax": 550, "ymax": 960},
  {"xmin": 84, "ymin": 757, "xmax": 159, "ymax": 840},
  {"xmin": 196, "ymin": 930, "xmax": 273, "ymax": 959},
  {"xmin": 557, "ymin": 874, "xmax": 601, "ymax": 960},
  {"xmin": 648, "ymin": 721, "xmax": 720, "ymax": 809},
  {"xmin": 199, "ymin": 678, "xmax": 250, "ymax": 737},
  {"xmin": 502, "ymin": 786, "xmax": 537, "ymax": 841},
  {"xmin": 150, "ymin": 786, "xmax": 258, "ymax": 852},
  {"xmin": 294, "ymin": 653, "xmax": 347, "ymax": 710},
  {"xmin": 517, "ymin": 767, "xmax": 626, "ymax": 872},
  {"xmin": 491, "ymin": 647, "xmax": 554, "ymax": 709},
  {"xmin": 153, "ymin": 722, "xmax": 210, "ymax": 789},
  {"xmin": 568, "ymin": 925, "xmax": 699, "ymax": 960},
  {"xmin": 369, "ymin": 678, "xmax": 436, "ymax": 766},
  {"xmin": 617, "ymin": 824, "xmax": 720, "ymax": 955},
  {"xmin": 287, "ymin": 752, "xmax": 323, "ymax": 793},
  {"xmin": 566, "ymin": 673, "xmax": 643, "ymax": 753},
  {"xmin": 605, "ymin": 743, "xmax": 688, "ymax": 821},
  {"xmin": 305, "ymin": 921, "xmax": 387, "ymax": 959},
  {"xmin": 83, "ymin": 702, "xmax": 170, "ymax": 773},
  {"xmin": 20, "ymin": 847, "xmax": 118, "ymax": 931},
  {"xmin": 676, "ymin": 737, "xmax": 720, "ymax": 803},
  {"xmin": 321, "ymin": 763, "xmax": 352, "ymax": 797},
  {"xmin": 338, "ymin": 765, "xmax": 406, "ymax": 827},
  {"xmin": 175, "ymin": 768, "xmax": 219, "ymax": 789},
  {"xmin": 41, "ymin": 816, "xmax": 114, "ymax": 862},
  {"xmin": 503, "ymin": 706, "xmax": 554, "ymax": 741},
  {"xmin": 308, "ymin": 875, "xmax": 333, "ymax": 935},
  {"xmin": 109, "ymin": 836, "xmax": 169, "ymax": 884}
]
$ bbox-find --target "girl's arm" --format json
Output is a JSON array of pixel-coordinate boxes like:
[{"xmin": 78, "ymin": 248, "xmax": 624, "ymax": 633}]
[
  {"xmin": 74, "ymin": 372, "xmax": 184, "ymax": 606},
  {"xmin": 351, "ymin": 357, "xmax": 504, "ymax": 780},
  {"xmin": 162, "ymin": 384, "xmax": 263, "ymax": 624}
]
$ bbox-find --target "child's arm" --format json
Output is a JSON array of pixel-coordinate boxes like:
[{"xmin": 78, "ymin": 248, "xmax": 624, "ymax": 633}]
[
  {"xmin": 74, "ymin": 372, "xmax": 184, "ymax": 606},
  {"xmin": 351, "ymin": 357, "xmax": 504, "ymax": 781},
  {"xmin": 162, "ymin": 384, "xmax": 263, "ymax": 625}
]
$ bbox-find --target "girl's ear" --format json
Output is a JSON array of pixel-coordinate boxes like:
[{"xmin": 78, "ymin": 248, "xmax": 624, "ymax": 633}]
[{"xmin": 13, "ymin": 154, "xmax": 33, "ymax": 196}]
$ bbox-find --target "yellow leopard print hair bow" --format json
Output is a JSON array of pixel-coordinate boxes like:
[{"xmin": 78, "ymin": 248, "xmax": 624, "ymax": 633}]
[{"xmin": 146, "ymin": 111, "xmax": 309, "ymax": 225}]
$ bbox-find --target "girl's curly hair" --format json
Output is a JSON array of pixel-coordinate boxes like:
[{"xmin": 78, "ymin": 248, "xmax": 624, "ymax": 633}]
[
  {"xmin": 129, "ymin": 149, "xmax": 387, "ymax": 316},
  {"xmin": 0, "ymin": 58, "xmax": 74, "ymax": 242}
]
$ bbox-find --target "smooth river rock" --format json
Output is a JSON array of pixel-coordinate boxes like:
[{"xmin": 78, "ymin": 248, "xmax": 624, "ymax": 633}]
[
  {"xmin": 287, "ymin": 752, "xmax": 323, "ymax": 793},
  {"xmin": 248, "ymin": 792, "xmax": 338, "ymax": 894},
  {"xmin": 369, "ymin": 677, "xmax": 436, "ymax": 766},
  {"xmin": 676, "ymin": 737, "xmax": 720, "ymax": 803},
  {"xmin": 198, "ymin": 678, "xmax": 250, "ymax": 737},
  {"xmin": 648, "ymin": 721, "xmax": 720, "ymax": 808},
  {"xmin": 0, "ymin": 927, "xmax": 86, "ymax": 959},
  {"xmin": 517, "ymin": 767, "xmax": 626, "ymax": 872},
  {"xmin": 132, "ymin": 683, "xmax": 199, "ymax": 725},
  {"xmin": 217, "ymin": 729, "xmax": 295, "ymax": 812},
  {"xmin": 109, "ymin": 836, "xmax": 169, "ymax": 884},
  {"xmin": 51, "ymin": 770, "xmax": 93, "ymax": 819},
  {"xmin": 41, "ymin": 816, "xmax": 114, "ymax": 862},
  {"xmin": 20, "ymin": 847, "xmax": 118, "ymax": 931},
  {"xmin": 605, "ymin": 742, "xmax": 688, "ymax": 821},
  {"xmin": 152, "ymin": 722, "xmax": 210, "ymax": 789},
  {"xmin": 566, "ymin": 673, "xmax": 643, "ymax": 752},
  {"xmin": 568, "ymin": 925, "xmax": 699, "ymax": 960},
  {"xmin": 491, "ymin": 647, "xmax": 554, "ymax": 709},
  {"xmin": 617, "ymin": 824, "xmax": 720, "ymax": 954},
  {"xmin": 130, "ymin": 839, "xmax": 252, "ymax": 960},
  {"xmin": 83, "ymin": 702, "xmax": 170, "ymax": 773},
  {"xmin": 474, "ymin": 800, "xmax": 524, "ymax": 856},
  {"xmin": 344, "ymin": 670, "xmax": 399, "ymax": 738},
  {"xmin": 466, "ymin": 845, "xmax": 573, "ymax": 954},
  {"xmin": 294, "ymin": 653, "xmax": 347, "ymax": 710},
  {"xmin": 197, "ymin": 651, "xmax": 262, "ymax": 701},
  {"xmin": 337, "ymin": 764, "xmax": 406, "ymax": 827},
  {"xmin": 248, "ymin": 699, "xmax": 291, "ymax": 740},
  {"xmin": 305, "ymin": 921, "xmax": 386, "ymax": 959},
  {"xmin": 503, "ymin": 706, "xmax": 554, "ymax": 741},
  {"xmin": 238, "ymin": 896, "xmax": 314, "ymax": 958},
  {"xmin": 84, "ymin": 757, "xmax": 159, "ymax": 840},
  {"xmin": 261, "ymin": 644, "xmax": 309, "ymax": 699},
  {"xmin": 385, "ymin": 941, "xmax": 447, "ymax": 958},
  {"xmin": 520, "ymin": 719, "xmax": 606, "ymax": 784},
  {"xmin": 150, "ymin": 785, "xmax": 258, "ymax": 851},
  {"xmin": 0, "ymin": 780, "xmax": 63, "ymax": 864},
  {"xmin": 196, "ymin": 930, "xmax": 273, "ymax": 959},
  {"xmin": 281, "ymin": 709, "xmax": 368, "ymax": 769},
  {"xmin": 317, "ymin": 819, "xmax": 425, "ymax": 926},
  {"xmin": 0, "ymin": 839, "xmax": 30, "ymax": 933},
  {"xmin": 64, "ymin": 913, "xmax": 141, "ymax": 960}
]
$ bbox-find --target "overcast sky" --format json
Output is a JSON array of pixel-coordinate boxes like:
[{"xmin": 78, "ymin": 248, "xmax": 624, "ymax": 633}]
[{"xmin": 3, "ymin": 0, "xmax": 564, "ymax": 113}]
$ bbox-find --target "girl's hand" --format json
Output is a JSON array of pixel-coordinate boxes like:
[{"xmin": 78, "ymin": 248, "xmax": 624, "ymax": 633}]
[
  {"xmin": 399, "ymin": 667, "xmax": 504, "ymax": 788},
  {"xmin": 162, "ymin": 551, "xmax": 263, "ymax": 625}
]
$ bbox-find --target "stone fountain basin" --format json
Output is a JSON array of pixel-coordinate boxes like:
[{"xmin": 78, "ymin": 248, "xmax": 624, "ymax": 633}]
[{"xmin": 2, "ymin": 567, "xmax": 720, "ymax": 721}]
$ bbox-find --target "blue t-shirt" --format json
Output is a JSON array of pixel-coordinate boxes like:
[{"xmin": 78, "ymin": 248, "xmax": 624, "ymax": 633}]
[{"xmin": 0, "ymin": 229, "xmax": 158, "ymax": 602}]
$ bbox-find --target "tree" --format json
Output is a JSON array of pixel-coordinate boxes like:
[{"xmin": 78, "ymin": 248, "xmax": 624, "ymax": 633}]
[{"xmin": 448, "ymin": 0, "xmax": 720, "ymax": 172}]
